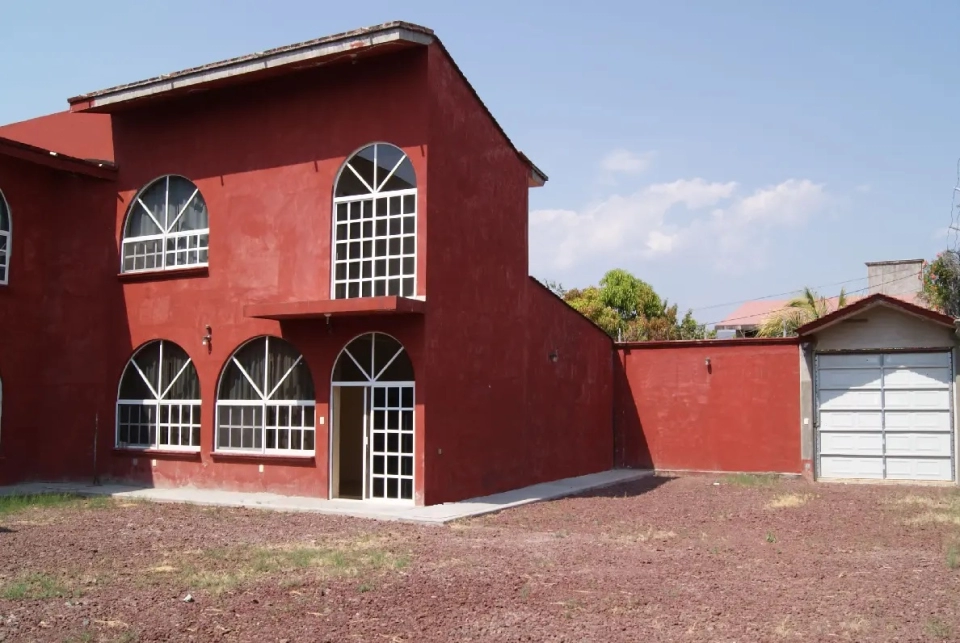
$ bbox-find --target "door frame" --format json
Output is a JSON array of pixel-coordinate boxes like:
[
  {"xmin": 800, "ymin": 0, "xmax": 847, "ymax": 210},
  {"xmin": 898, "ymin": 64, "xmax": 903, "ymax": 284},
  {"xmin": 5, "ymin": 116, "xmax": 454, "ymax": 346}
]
[{"xmin": 328, "ymin": 380, "xmax": 416, "ymax": 502}]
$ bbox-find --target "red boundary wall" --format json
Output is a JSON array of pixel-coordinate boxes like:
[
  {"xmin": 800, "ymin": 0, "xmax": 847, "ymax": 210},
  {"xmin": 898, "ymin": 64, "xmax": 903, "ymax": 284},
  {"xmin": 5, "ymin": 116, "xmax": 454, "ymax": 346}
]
[{"xmin": 615, "ymin": 339, "xmax": 802, "ymax": 474}]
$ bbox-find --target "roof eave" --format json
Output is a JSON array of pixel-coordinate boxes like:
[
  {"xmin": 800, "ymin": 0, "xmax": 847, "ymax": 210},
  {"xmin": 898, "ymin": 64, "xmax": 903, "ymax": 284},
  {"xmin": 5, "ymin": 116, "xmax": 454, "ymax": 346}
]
[
  {"xmin": 798, "ymin": 294, "xmax": 955, "ymax": 336},
  {"xmin": 0, "ymin": 136, "xmax": 117, "ymax": 180},
  {"xmin": 68, "ymin": 22, "xmax": 435, "ymax": 112}
]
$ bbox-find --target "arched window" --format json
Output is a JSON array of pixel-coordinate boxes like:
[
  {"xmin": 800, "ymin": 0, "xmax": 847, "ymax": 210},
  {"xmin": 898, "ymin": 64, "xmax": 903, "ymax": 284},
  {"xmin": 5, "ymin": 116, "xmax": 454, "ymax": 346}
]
[
  {"xmin": 332, "ymin": 144, "xmax": 416, "ymax": 300},
  {"xmin": 117, "ymin": 340, "xmax": 201, "ymax": 450},
  {"xmin": 216, "ymin": 336, "xmax": 316, "ymax": 454},
  {"xmin": 0, "ymin": 189, "xmax": 11, "ymax": 285},
  {"xmin": 121, "ymin": 175, "xmax": 209, "ymax": 273}
]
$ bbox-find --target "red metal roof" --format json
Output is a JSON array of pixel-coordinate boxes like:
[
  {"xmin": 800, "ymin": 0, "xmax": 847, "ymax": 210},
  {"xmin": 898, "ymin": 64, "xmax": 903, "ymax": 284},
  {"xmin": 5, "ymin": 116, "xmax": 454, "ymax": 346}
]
[
  {"xmin": 0, "ymin": 135, "xmax": 116, "ymax": 179},
  {"xmin": 796, "ymin": 293, "xmax": 954, "ymax": 336},
  {"xmin": 0, "ymin": 111, "xmax": 113, "ymax": 163}
]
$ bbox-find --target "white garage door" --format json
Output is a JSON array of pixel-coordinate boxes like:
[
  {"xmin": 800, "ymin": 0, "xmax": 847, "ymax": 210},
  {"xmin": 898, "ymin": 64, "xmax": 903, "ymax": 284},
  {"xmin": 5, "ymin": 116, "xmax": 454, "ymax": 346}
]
[{"xmin": 816, "ymin": 352, "xmax": 954, "ymax": 481}]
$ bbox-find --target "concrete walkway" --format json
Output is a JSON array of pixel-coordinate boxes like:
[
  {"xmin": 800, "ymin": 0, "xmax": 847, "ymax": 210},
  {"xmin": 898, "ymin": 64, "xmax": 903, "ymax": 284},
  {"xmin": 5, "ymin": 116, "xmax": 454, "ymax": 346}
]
[{"xmin": 0, "ymin": 469, "xmax": 650, "ymax": 525}]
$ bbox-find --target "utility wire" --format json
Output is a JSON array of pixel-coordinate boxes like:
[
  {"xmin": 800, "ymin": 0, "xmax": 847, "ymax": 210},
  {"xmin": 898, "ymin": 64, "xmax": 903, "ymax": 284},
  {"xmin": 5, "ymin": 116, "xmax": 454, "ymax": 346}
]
[
  {"xmin": 689, "ymin": 275, "xmax": 870, "ymax": 313},
  {"xmin": 703, "ymin": 270, "xmax": 924, "ymax": 327}
]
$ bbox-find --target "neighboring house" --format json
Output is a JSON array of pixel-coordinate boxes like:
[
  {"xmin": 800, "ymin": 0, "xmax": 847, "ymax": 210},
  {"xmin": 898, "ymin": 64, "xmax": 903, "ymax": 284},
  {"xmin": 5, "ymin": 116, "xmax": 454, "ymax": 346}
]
[
  {"xmin": 0, "ymin": 22, "xmax": 615, "ymax": 505},
  {"xmin": 715, "ymin": 259, "xmax": 926, "ymax": 337}
]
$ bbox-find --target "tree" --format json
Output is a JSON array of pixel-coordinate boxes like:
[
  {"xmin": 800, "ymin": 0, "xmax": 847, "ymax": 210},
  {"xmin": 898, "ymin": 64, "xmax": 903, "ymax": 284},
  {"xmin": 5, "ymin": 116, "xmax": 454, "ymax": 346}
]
[
  {"xmin": 558, "ymin": 269, "xmax": 707, "ymax": 341},
  {"xmin": 920, "ymin": 251, "xmax": 960, "ymax": 317},
  {"xmin": 756, "ymin": 287, "xmax": 847, "ymax": 337}
]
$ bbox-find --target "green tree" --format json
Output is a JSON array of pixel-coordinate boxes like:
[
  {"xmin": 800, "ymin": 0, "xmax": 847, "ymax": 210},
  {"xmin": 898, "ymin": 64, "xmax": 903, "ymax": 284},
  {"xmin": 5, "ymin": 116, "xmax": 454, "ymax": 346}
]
[
  {"xmin": 558, "ymin": 269, "xmax": 706, "ymax": 341},
  {"xmin": 756, "ymin": 287, "xmax": 847, "ymax": 337},
  {"xmin": 920, "ymin": 252, "xmax": 960, "ymax": 317}
]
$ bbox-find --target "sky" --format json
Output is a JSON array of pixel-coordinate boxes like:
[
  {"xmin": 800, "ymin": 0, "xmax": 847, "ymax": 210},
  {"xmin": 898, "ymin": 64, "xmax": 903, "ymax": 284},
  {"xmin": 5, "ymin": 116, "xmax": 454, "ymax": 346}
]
[{"xmin": 2, "ymin": 1, "xmax": 959, "ymax": 325}]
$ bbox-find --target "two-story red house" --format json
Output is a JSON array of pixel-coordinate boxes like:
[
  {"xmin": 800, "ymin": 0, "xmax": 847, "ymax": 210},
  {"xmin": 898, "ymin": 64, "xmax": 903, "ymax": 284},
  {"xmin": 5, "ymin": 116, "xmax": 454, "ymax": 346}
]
[{"xmin": 0, "ymin": 22, "xmax": 614, "ymax": 505}]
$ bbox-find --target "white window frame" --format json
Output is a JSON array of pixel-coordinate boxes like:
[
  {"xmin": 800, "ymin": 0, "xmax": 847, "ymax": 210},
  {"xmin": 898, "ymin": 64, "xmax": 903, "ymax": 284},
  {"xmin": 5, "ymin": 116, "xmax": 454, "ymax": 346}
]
[
  {"xmin": 121, "ymin": 175, "xmax": 209, "ymax": 274},
  {"xmin": 331, "ymin": 143, "xmax": 417, "ymax": 300},
  {"xmin": 116, "ymin": 340, "xmax": 201, "ymax": 452},
  {"xmin": 215, "ymin": 336, "xmax": 316, "ymax": 456},
  {"xmin": 0, "ymin": 189, "xmax": 11, "ymax": 286}
]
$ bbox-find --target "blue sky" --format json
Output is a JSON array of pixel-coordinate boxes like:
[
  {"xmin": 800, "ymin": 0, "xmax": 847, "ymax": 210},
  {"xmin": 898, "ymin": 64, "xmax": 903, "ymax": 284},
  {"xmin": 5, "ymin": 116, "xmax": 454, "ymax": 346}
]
[{"xmin": 2, "ymin": 1, "xmax": 957, "ymax": 324}]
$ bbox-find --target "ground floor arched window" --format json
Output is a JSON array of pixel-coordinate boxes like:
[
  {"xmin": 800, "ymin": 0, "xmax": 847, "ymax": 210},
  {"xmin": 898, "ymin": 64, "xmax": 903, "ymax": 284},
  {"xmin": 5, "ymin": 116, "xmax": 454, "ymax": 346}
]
[{"xmin": 216, "ymin": 336, "xmax": 316, "ymax": 454}]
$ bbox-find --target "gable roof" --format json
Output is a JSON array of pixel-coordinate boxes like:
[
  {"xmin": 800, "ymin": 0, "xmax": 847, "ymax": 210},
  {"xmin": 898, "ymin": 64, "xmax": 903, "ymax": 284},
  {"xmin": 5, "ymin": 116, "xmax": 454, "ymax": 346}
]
[
  {"xmin": 796, "ymin": 293, "xmax": 955, "ymax": 336},
  {"xmin": 64, "ymin": 21, "xmax": 546, "ymax": 187}
]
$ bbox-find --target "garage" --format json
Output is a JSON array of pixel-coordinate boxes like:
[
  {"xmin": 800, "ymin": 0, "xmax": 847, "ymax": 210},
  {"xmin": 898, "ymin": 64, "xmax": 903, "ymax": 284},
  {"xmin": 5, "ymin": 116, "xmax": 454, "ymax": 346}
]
[
  {"xmin": 799, "ymin": 294, "xmax": 958, "ymax": 483},
  {"xmin": 816, "ymin": 351, "xmax": 953, "ymax": 480}
]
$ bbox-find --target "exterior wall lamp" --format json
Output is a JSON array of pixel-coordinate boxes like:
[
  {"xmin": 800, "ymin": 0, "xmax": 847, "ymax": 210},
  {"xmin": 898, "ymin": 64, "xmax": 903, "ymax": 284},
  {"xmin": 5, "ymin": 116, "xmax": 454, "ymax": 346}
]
[
  {"xmin": 201, "ymin": 325, "xmax": 212, "ymax": 351},
  {"xmin": 549, "ymin": 350, "xmax": 559, "ymax": 363}
]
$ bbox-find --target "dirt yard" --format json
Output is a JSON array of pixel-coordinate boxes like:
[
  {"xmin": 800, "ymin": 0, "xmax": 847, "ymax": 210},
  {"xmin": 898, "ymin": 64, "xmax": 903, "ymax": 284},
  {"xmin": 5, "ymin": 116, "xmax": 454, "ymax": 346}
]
[{"xmin": 1, "ymin": 475, "xmax": 959, "ymax": 642}]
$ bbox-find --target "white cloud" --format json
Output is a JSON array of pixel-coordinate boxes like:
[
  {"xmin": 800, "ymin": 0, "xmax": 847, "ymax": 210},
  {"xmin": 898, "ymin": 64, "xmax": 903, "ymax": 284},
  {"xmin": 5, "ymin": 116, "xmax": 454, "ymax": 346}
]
[
  {"xmin": 600, "ymin": 149, "xmax": 655, "ymax": 175},
  {"xmin": 530, "ymin": 177, "xmax": 827, "ymax": 278}
]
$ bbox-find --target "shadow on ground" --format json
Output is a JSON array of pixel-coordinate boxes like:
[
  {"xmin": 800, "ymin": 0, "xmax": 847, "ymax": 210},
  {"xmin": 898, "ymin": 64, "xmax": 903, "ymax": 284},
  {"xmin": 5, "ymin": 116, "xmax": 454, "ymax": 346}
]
[{"xmin": 574, "ymin": 473, "xmax": 675, "ymax": 499}]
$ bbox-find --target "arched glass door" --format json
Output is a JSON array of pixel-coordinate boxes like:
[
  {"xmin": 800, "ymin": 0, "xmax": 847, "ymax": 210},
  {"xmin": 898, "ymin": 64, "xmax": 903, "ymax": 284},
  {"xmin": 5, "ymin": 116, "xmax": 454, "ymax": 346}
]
[{"xmin": 331, "ymin": 333, "xmax": 414, "ymax": 501}]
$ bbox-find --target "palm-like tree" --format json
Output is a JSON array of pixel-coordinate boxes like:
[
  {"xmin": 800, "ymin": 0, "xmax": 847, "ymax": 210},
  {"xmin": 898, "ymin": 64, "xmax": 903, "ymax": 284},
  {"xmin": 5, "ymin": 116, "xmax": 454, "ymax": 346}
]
[{"xmin": 757, "ymin": 287, "xmax": 847, "ymax": 337}]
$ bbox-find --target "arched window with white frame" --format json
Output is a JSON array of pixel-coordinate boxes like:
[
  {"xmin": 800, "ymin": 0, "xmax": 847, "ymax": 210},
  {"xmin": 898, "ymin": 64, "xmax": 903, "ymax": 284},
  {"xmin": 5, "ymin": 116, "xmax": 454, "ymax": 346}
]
[
  {"xmin": 216, "ymin": 336, "xmax": 316, "ymax": 454},
  {"xmin": 117, "ymin": 340, "xmax": 201, "ymax": 451},
  {"xmin": 332, "ymin": 143, "xmax": 416, "ymax": 299},
  {"xmin": 121, "ymin": 175, "xmax": 209, "ymax": 273},
  {"xmin": 0, "ymin": 189, "xmax": 11, "ymax": 284}
]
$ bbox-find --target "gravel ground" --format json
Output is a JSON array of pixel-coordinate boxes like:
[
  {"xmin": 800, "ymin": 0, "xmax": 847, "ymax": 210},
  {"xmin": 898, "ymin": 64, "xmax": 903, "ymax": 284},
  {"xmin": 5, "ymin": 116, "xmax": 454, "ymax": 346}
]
[{"xmin": 1, "ymin": 475, "xmax": 959, "ymax": 642}]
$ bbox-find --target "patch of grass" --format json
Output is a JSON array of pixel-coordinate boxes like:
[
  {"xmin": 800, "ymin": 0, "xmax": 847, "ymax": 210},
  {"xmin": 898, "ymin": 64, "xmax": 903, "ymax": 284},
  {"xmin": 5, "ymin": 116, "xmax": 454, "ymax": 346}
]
[
  {"xmin": 0, "ymin": 493, "xmax": 86, "ymax": 515},
  {"xmin": 724, "ymin": 473, "xmax": 780, "ymax": 487},
  {"xmin": 898, "ymin": 493, "xmax": 960, "ymax": 527},
  {"xmin": 180, "ymin": 540, "xmax": 411, "ymax": 595},
  {"xmin": 84, "ymin": 496, "xmax": 114, "ymax": 510},
  {"xmin": 767, "ymin": 493, "xmax": 813, "ymax": 509},
  {"xmin": 0, "ymin": 572, "xmax": 71, "ymax": 600},
  {"xmin": 947, "ymin": 544, "xmax": 960, "ymax": 570},
  {"xmin": 765, "ymin": 532, "xmax": 777, "ymax": 544},
  {"xmin": 357, "ymin": 581, "xmax": 374, "ymax": 593},
  {"xmin": 66, "ymin": 631, "xmax": 95, "ymax": 643},
  {"xmin": 925, "ymin": 618, "xmax": 952, "ymax": 639},
  {"xmin": 615, "ymin": 527, "xmax": 677, "ymax": 544}
]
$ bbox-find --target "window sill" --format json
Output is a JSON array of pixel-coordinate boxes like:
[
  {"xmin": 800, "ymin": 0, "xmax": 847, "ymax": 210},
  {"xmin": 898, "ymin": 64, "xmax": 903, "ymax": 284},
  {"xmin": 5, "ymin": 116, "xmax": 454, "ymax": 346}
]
[
  {"xmin": 118, "ymin": 265, "xmax": 209, "ymax": 283},
  {"xmin": 210, "ymin": 451, "xmax": 316, "ymax": 466},
  {"xmin": 112, "ymin": 448, "xmax": 202, "ymax": 460}
]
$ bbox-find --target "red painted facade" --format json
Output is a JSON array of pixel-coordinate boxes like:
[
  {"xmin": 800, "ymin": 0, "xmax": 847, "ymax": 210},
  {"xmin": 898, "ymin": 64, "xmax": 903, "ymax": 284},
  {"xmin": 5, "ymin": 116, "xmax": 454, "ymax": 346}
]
[
  {"xmin": 616, "ymin": 340, "xmax": 802, "ymax": 474},
  {"xmin": 0, "ymin": 30, "xmax": 616, "ymax": 504}
]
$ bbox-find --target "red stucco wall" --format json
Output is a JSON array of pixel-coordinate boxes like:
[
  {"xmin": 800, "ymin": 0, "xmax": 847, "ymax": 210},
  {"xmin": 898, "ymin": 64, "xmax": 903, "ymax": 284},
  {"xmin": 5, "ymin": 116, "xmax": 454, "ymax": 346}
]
[
  {"xmin": 0, "ymin": 155, "xmax": 122, "ymax": 485},
  {"xmin": 421, "ymin": 46, "xmax": 614, "ymax": 504},
  {"xmin": 1, "ymin": 43, "xmax": 616, "ymax": 504},
  {"xmin": 96, "ymin": 48, "xmax": 432, "ymax": 498},
  {"xmin": 616, "ymin": 340, "xmax": 802, "ymax": 474}
]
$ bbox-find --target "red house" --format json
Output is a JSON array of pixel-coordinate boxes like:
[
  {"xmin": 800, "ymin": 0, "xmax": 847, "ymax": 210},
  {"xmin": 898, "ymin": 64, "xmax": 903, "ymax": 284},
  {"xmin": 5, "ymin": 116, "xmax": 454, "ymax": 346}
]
[{"xmin": 0, "ymin": 22, "xmax": 614, "ymax": 505}]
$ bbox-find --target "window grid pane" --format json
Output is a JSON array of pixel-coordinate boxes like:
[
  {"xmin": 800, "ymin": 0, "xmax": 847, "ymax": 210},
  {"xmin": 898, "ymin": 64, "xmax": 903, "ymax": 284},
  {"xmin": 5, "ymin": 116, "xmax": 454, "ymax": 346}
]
[
  {"xmin": 116, "ymin": 340, "xmax": 201, "ymax": 451},
  {"xmin": 215, "ymin": 337, "xmax": 316, "ymax": 455},
  {"xmin": 332, "ymin": 146, "xmax": 416, "ymax": 300},
  {"xmin": 368, "ymin": 385, "xmax": 414, "ymax": 501},
  {"xmin": 121, "ymin": 176, "xmax": 209, "ymax": 274}
]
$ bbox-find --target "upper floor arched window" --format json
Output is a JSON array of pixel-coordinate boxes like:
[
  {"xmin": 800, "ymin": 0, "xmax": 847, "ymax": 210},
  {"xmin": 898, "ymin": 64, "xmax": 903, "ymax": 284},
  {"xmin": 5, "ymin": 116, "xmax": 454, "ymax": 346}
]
[
  {"xmin": 121, "ymin": 175, "xmax": 209, "ymax": 273},
  {"xmin": 332, "ymin": 144, "xmax": 416, "ymax": 299},
  {"xmin": 0, "ymin": 189, "xmax": 10, "ymax": 285}
]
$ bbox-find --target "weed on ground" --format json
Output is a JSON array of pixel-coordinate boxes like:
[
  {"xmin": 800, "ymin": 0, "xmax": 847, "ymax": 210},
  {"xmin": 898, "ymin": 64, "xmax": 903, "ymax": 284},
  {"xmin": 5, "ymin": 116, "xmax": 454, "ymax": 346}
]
[{"xmin": 723, "ymin": 474, "xmax": 781, "ymax": 487}]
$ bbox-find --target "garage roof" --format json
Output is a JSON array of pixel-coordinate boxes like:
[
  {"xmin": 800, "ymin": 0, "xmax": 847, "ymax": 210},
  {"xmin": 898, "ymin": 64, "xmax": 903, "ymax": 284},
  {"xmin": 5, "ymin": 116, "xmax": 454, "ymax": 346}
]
[{"xmin": 797, "ymin": 293, "xmax": 956, "ymax": 336}]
